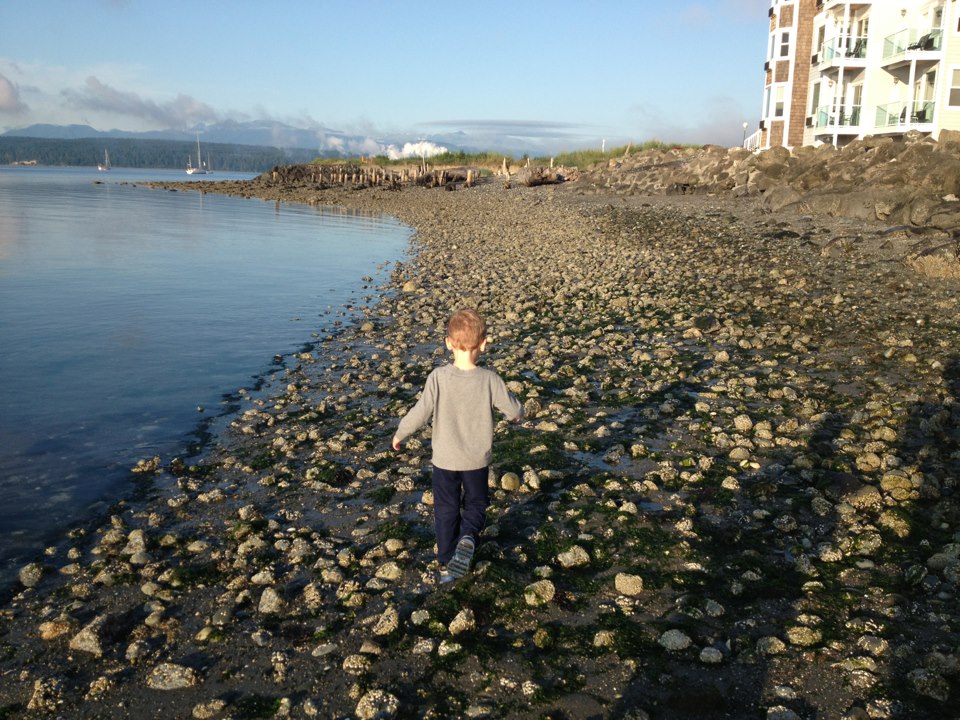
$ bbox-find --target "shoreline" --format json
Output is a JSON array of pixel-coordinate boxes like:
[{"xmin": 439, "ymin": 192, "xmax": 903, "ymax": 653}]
[
  {"xmin": 2, "ymin": 176, "xmax": 958, "ymax": 719},
  {"xmin": 0, "ymin": 173, "xmax": 407, "ymax": 589}
]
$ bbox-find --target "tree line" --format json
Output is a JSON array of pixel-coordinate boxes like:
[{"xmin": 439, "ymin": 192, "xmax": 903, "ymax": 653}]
[{"xmin": 0, "ymin": 137, "xmax": 321, "ymax": 172}]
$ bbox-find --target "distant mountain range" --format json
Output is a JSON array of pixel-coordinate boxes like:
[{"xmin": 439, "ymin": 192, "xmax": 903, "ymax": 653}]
[
  {"xmin": 0, "ymin": 134, "xmax": 320, "ymax": 172},
  {"xmin": 0, "ymin": 121, "xmax": 547, "ymax": 158},
  {"xmin": 1, "ymin": 120, "xmax": 369, "ymax": 153},
  {"xmin": 1, "ymin": 120, "xmax": 553, "ymax": 166},
  {"xmin": 0, "ymin": 120, "xmax": 457, "ymax": 171}
]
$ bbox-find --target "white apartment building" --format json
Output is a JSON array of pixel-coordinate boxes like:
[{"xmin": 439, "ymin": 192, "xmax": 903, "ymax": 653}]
[{"xmin": 755, "ymin": 0, "xmax": 960, "ymax": 149}]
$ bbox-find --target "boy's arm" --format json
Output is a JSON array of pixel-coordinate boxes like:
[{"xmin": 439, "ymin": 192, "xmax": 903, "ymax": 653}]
[
  {"xmin": 392, "ymin": 373, "xmax": 437, "ymax": 450},
  {"xmin": 491, "ymin": 375, "xmax": 525, "ymax": 422}
]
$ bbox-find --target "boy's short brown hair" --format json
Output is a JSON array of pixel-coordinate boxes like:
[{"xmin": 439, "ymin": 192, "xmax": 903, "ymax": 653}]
[{"xmin": 447, "ymin": 308, "xmax": 487, "ymax": 350}]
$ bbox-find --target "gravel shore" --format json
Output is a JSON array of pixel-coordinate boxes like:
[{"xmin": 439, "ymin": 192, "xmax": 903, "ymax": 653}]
[{"xmin": 1, "ymin": 173, "xmax": 958, "ymax": 720}]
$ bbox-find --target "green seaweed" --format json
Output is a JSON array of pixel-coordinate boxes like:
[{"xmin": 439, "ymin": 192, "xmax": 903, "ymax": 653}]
[
  {"xmin": 234, "ymin": 694, "xmax": 282, "ymax": 719},
  {"xmin": 366, "ymin": 484, "xmax": 396, "ymax": 504},
  {"xmin": 169, "ymin": 561, "xmax": 226, "ymax": 588}
]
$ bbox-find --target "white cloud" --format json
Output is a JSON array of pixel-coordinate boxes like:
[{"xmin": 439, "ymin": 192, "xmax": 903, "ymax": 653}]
[
  {"xmin": 384, "ymin": 140, "xmax": 448, "ymax": 160},
  {"xmin": 629, "ymin": 96, "xmax": 752, "ymax": 147},
  {"xmin": 0, "ymin": 72, "xmax": 28, "ymax": 114},
  {"xmin": 62, "ymin": 76, "xmax": 219, "ymax": 129},
  {"xmin": 0, "ymin": 58, "xmax": 594, "ymax": 156},
  {"xmin": 315, "ymin": 132, "xmax": 385, "ymax": 156},
  {"xmin": 0, "ymin": 58, "xmax": 169, "ymax": 131},
  {"xmin": 415, "ymin": 119, "xmax": 605, "ymax": 155},
  {"xmin": 312, "ymin": 132, "xmax": 448, "ymax": 159}
]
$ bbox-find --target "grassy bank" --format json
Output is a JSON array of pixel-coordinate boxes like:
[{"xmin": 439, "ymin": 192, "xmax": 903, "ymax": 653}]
[{"xmin": 307, "ymin": 141, "xmax": 703, "ymax": 175}]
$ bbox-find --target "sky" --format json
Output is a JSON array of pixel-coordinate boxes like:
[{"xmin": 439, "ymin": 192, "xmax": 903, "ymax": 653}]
[{"xmin": 0, "ymin": 0, "xmax": 771, "ymax": 156}]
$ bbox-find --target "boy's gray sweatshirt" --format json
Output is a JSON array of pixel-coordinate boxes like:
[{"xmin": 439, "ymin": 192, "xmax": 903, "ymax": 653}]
[{"xmin": 395, "ymin": 364, "xmax": 524, "ymax": 471}]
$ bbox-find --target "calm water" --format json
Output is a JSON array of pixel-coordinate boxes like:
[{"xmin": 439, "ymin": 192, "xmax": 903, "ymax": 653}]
[{"xmin": 0, "ymin": 167, "xmax": 410, "ymax": 576}]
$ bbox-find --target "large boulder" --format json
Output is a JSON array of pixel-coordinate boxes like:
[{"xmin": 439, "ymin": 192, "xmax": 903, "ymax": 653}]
[
  {"xmin": 511, "ymin": 166, "xmax": 568, "ymax": 187},
  {"xmin": 760, "ymin": 185, "xmax": 802, "ymax": 212}
]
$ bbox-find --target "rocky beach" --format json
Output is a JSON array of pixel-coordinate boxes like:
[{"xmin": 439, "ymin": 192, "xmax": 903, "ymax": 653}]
[{"xmin": 1, "ymin": 138, "xmax": 959, "ymax": 720}]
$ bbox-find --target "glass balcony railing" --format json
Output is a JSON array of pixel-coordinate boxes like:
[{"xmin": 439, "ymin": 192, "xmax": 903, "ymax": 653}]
[
  {"xmin": 821, "ymin": 0, "xmax": 861, "ymax": 11},
  {"xmin": 882, "ymin": 28, "xmax": 943, "ymax": 58},
  {"xmin": 821, "ymin": 35, "xmax": 868, "ymax": 61},
  {"xmin": 876, "ymin": 101, "xmax": 936, "ymax": 127},
  {"xmin": 876, "ymin": 102, "xmax": 901, "ymax": 127},
  {"xmin": 816, "ymin": 105, "xmax": 862, "ymax": 128}
]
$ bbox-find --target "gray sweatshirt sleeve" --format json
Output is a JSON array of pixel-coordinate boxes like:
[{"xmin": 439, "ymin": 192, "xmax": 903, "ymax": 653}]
[
  {"xmin": 394, "ymin": 370, "xmax": 438, "ymax": 443},
  {"xmin": 491, "ymin": 374, "xmax": 524, "ymax": 421}
]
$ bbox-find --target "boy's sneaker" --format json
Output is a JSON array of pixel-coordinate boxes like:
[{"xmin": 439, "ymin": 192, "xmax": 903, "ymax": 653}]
[
  {"xmin": 438, "ymin": 566, "xmax": 455, "ymax": 584},
  {"xmin": 448, "ymin": 535, "xmax": 475, "ymax": 579}
]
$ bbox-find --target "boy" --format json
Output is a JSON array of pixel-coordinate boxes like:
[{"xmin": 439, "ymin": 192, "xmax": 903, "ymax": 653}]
[{"xmin": 392, "ymin": 308, "xmax": 524, "ymax": 582}]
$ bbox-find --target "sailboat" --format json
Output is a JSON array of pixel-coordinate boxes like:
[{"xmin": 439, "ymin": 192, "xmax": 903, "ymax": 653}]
[
  {"xmin": 185, "ymin": 133, "xmax": 210, "ymax": 175},
  {"xmin": 97, "ymin": 149, "xmax": 110, "ymax": 171}
]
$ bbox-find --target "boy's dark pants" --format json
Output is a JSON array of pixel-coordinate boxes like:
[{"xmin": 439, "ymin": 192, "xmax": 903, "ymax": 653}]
[{"xmin": 432, "ymin": 466, "xmax": 489, "ymax": 564}]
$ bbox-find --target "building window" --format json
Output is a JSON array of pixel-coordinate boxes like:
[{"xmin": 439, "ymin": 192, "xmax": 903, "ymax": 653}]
[
  {"xmin": 950, "ymin": 68, "xmax": 960, "ymax": 107},
  {"xmin": 780, "ymin": 31, "xmax": 791, "ymax": 57},
  {"xmin": 775, "ymin": 86, "xmax": 786, "ymax": 117}
]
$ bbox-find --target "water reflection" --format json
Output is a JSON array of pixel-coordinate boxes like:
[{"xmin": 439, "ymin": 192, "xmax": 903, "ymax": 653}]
[{"xmin": 0, "ymin": 167, "xmax": 411, "ymax": 578}]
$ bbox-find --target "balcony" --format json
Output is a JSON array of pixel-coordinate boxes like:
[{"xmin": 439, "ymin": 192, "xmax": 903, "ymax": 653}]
[
  {"xmin": 822, "ymin": 0, "xmax": 873, "ymax": 10},
  {"xmin": 875, "ymin": 101, "xmax": 936, "ymax": 129},
  {"xmin": 816, "ymin": 105, "xmax": 862, "ymax": 130},
  {"xmin": 819, "ymin": 35, "xmax": 868, "ymax": 66},
  {"xmin": 882, "ymin": 28, "xmax": 943, "ymax": 68}
]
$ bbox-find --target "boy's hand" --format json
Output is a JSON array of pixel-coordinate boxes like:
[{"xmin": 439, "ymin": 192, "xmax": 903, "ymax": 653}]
[{"xmin": 392, "ymin": 436, "xmax": 401, "ymax": 451}]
